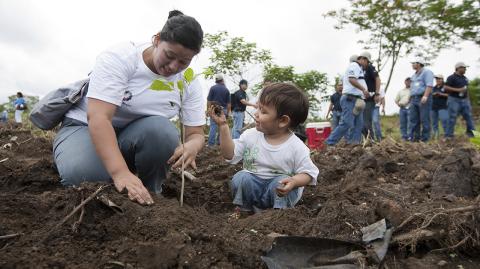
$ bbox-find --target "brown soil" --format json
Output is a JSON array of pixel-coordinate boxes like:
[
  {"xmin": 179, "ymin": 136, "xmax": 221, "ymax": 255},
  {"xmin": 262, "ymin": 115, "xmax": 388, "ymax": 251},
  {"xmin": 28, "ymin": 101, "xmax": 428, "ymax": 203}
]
[{"xmin": 0, "ymin": 126, "xmax": 479, "ymax": 269}]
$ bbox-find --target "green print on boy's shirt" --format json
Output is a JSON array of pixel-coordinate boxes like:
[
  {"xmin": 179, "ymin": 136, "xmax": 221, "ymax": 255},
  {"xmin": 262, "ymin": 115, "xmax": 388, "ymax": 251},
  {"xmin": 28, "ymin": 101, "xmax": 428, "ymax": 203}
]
[
  {"xmin": 243, "ymin": 147, "xmax": 259, "ymax": 172},
  {"xmin": 269, "ymin": 169, "xmax": 295, "ymax": 177}
]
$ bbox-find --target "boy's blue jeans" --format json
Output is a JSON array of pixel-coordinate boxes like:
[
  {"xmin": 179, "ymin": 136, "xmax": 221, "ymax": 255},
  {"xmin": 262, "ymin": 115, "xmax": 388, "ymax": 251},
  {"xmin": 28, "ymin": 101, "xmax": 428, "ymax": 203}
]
[
  {"xmin": 409, "ymin": 95, "xmax": 432, "ymax": 142},
  {"xmin": 431, "ymin": 109, "xmax": 449, "ymax": 138},
  {"xmin": 399, "ymin": 107, "xmax": 409, "ymax": 140},
  {"xmin": 445, "ymin": 96, "xmax": 476, "ymax": 138},
  {"xmin": 231, "ymin": 171, "xmax": 301, "ymax": 210},
  {"xmin": 232, "ymin": 111, "xmax": 245, "ymax": 139},
  {"xmin": 326, "ymin": 95, "xmax": 364, "ymax": 145}
]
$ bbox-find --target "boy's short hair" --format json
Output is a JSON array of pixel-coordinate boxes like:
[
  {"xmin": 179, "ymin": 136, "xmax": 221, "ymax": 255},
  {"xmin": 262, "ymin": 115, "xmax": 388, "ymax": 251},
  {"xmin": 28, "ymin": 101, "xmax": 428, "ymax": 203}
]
[{"xmin": 259, "ymin": 82, "xmax": 309, "ymax": 129}]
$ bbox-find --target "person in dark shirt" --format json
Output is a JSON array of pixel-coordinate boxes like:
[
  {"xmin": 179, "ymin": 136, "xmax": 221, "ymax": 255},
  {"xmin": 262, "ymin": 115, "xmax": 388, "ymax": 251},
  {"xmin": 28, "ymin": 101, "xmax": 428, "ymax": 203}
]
[
  {"xmin": 430, "ymin": 74, "xmax": 449, "ymax": 139},
  {"xmin": 231, "ymin": 79, "xmax": 257, "ymax": 139},
  {"xmin": 326, "ymin": 82, "xmax": 343, "ymax": 130},
  {"xmin": 359, "ymin": 52, "xmax": 381, "ymax": 140},
  {"xmin": 207, "ymin": 74, "xmax": 231, "ymax": 146},
  {"xmin": 444, "ymin": 62, "xmax": 476, "ymax": 138}
]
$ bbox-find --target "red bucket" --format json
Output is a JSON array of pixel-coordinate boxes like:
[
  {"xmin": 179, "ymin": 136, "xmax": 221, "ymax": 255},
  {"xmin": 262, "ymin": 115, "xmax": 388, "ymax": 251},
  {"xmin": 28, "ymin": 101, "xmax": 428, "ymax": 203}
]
[{"xmin": 306, "ymin": 122, "xmax": 332, "ymax": 150}]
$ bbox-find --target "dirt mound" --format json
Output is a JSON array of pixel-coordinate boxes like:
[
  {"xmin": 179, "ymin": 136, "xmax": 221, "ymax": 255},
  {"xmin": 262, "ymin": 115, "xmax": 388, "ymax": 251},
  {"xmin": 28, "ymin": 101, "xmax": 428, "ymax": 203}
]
[{"xmin": 0, "ymin": 128, "xmax": 479, "ymax": 268}]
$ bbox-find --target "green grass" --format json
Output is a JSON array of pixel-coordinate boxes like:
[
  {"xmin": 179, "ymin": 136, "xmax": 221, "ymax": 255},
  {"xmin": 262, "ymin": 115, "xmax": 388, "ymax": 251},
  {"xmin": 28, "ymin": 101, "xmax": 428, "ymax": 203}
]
[{"xmin": 381, "ymin": 113, "xmax": 474, "ymax": 141}]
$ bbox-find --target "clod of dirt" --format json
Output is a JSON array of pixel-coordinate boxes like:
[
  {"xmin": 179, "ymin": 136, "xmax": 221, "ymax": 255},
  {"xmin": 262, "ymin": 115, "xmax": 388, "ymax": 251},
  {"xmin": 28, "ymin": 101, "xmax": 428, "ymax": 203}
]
[
  {"xmin": 431, "ymin": 148, "xmax": 475, "ymax": 197},
  {"xmin": 359, "ymin": 152, "xmax": 377, "ymax": 169},
  {"xmin": 375, "ymin": 199, "xmax": 407, "ymax": 227},
  {"xmin": 414, "ymin": 169, "xmax": 430, "ymax": 181}
]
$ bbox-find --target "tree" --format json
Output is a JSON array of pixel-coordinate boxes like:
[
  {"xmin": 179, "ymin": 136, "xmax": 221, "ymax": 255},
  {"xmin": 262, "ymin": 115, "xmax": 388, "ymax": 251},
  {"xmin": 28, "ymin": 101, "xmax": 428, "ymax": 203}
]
[
  {"xmin": 326, "ymin": 0, "xmax": 479, "ymax": 93},
  {"xmin": 261, "ymin": 65, "xmax": 329, "ymax": 115},
  {"xmin": 202, "ymin": 31, "xmax": 273, "ymax": 85}
]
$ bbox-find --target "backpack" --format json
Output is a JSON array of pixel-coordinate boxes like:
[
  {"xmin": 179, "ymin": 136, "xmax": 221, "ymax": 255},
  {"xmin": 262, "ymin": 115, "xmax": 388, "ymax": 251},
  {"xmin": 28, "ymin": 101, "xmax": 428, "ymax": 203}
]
[{"xmin": 29, "ymin": 79, "xmax": 89, "ymax": 130}]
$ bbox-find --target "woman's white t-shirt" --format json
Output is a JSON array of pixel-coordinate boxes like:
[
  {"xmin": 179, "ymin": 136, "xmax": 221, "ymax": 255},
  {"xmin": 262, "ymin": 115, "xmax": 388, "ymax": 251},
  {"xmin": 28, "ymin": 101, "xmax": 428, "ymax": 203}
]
[{"xmin": 66, "ymin": 41, "xmax": 205, "ymax": 128}]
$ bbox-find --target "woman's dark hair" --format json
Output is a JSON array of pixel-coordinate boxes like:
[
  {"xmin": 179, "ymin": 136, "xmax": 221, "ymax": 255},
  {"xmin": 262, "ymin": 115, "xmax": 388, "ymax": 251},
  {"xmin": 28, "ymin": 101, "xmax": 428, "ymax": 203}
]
[
  {"xmin": 17, "ymin": 92, "xmax": 23, "ymax": 98},
  {"xmin": 259, "ymin": 83, "xmax": 309, "ymax": 129},
  {"xmin": 158, "ymin": 10, "xmax": 203, "ymax": 53}
]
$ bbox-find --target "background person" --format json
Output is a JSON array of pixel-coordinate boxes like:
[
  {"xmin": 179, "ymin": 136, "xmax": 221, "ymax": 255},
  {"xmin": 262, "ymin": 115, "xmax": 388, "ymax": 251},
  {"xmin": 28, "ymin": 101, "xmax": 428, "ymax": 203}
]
[
  {"xmin": 431, "ymin": 74, "xmax": 449, "ymax": 139},
  {"xmin": 444, "ymin": 62, "xmax": 476, "ymax": 138},
  {"xmin": 359, "ymin": 52, "xmax": 381, "ymax": 140},
  {"xmin": 408, "ymin": 58, "xmax": 434, "ymax": 142},
  {"xmin": 231, "ymin": 79, "xmax": 257, "ymax": 139},
  {"xmin": 14, "ymin": 92, "xmax": 26, "ymax": 123},
  {"xmin": 206, "ymin": 74, "xmax": 231, "ymax": 146},
  {"xmin": 395, "ymin": 78, "xmax": 411, "ymax": 141},
  {"xmin": 53, "ymin": 10, "xmax": 205, "ymax": 205},
  {"xmin": 326, "ymin": 82, "xmax": 343, "ymax": 130}
]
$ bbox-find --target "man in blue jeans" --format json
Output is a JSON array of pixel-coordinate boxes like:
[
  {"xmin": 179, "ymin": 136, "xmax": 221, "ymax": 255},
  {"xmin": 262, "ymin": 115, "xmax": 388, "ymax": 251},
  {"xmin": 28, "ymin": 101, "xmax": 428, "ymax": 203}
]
[
  {"xmin": 431, "ymin": 74, "xmax": 449, "ymax": 139},
  {"xmin": 444, "ymin": 62, "xmax": 476, "ymax": 138},
  {"xmin": 395, "ymin": 78, "xmax": 411, "ymax": 140},
  {"xmin": 409, "ymin": 58, "xmax": 434, "ymax": 142},
  {"xmin": 326, "ymin": 55, "xmax": 370, "ymax": 145},
  {"xmin": 326, "ymin": 82, "xmax": 343, "ymax": 130},
  {"xmin": 231, "ymin": 79, "xmax": 257, "ymax": 139},
  {"xmin": 207, "ymin": 74, "xmax": 231, "ymax": 146}
]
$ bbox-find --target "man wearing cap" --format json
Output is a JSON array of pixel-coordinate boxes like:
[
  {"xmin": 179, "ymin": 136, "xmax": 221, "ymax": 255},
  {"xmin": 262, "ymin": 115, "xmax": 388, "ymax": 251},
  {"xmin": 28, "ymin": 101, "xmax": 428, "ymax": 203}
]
[
  {"xmin": 395, "ymin": 78, "xmax": 412, "ymax": 140},
  {"xmin": 444, "ymin": 62, "xmax": 476, "ymax": 138},
  {"xmin": 231, "ymin": 79, "xmax": 257, "ymax": 139},
  {"xmin": 326, "ymin": 81, "xmax": 343, "ymax": 130},
  {"xmin": 409, "ymin": 58, "xmax": 434, "ymax": 142},
  {"xmin": 326, "ymin": 55, "xmax": 369, "ymax": 145},
  {"xmin": 431, "ymin": 74, "xmax": 449, "ymax": 139},
  {"xmin": 359, "ymin": 51, "xmax": 381, "ymax": 140},
  {"xmin": 207, "ymin": 74, "xmax": 231, "ymax": 146}
]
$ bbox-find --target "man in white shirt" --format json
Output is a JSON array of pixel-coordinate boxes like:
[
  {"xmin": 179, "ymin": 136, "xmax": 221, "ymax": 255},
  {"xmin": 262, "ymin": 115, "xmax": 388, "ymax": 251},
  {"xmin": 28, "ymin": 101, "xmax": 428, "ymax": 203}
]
[
  {"xmin": 395, "ymin": 78, "xmax": 411, "ymax": 140},
  {"xmin": 326, "ymin": 55, "xmax": 369, "ymax": 145}
]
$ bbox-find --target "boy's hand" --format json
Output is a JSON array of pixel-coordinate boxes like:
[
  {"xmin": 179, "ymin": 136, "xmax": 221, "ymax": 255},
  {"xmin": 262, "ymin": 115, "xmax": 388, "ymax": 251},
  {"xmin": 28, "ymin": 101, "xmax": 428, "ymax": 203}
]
[
  {"xmin": 208, "ymin": 105, "xmax": 227, "ymax": 126},
  {"xmin": 276, "ymin": 178, "xmax": 296, "ymax": 197}
]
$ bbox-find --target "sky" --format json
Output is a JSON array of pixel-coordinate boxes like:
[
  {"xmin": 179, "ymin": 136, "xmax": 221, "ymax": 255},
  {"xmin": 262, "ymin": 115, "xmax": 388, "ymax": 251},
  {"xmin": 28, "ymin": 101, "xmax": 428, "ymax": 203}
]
[{"xmin": 1, "ymin": 0, "xmax": 479, "ymax": 116}]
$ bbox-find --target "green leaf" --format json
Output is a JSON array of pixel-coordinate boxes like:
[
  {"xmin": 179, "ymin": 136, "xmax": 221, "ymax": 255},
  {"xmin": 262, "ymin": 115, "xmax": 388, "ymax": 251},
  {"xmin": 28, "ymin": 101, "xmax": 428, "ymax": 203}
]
[
  {"xmin": 184, "ymin": 68, "xmax": 194, "ymax": 83},
  {"xmin": 150, "ymin": 79, "xmax": 174, "ymax": 92},
  {"xmin": 177, "ymin": 80, "xmax": 184, "ymax": 92}
]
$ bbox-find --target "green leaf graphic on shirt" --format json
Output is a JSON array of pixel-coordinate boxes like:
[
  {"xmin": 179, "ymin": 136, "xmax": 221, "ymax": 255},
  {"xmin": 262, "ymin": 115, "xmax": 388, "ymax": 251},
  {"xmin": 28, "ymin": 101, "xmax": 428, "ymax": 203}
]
[
  {"xmin": 150, "ymin": 79, "xmax": 174, "ymax": 92},
  {"xmin": 243, "ymin": 147, "xmax": 259, "ymax": 172},
  {"xmin": 184, "ymin": 68, "xmax": 194, "ymax": 83},
  {"xmin": 177, "ymin": 80, "xmax": 184, "ymax": 92}
]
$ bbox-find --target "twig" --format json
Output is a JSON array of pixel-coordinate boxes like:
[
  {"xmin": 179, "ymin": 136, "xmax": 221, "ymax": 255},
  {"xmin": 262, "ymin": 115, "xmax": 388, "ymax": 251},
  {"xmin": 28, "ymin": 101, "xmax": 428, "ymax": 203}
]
[
  {"xmin": 420, "ymin": 212, "xmax": 447, "ymax": 230},
  {"xmin": 397, "ymin": 213, "xmax": 423, "ymax": 230},
  {"xmin": 72, "ymin": 195, "xmax": 86, "ymax": 233},
  {"xmin": 431, "ymin": 236, "xmax": 471, "ymax": 253},
  {"xmin": 0, "ymin": 233, "xmax": 22, "ymax": 240},
  {"xmin": 17, "ymin": 138, "xmax": 32, "ymax": 145},
  {"xmin": 172, "ymin": 168, "xmax": 198, "ymax": 182},
  {"xmin": 0, "ymin": 158, "xmax": 8, "ymax": 163},
  {"xmin": 53, "ymin": 185, "xmax": 107, "ymax": 231}
]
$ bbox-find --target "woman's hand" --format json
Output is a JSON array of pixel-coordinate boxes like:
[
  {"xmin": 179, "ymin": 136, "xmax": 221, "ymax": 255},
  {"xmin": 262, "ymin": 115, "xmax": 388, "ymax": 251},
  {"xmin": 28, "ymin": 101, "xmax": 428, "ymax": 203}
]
[
  {"xmin": 168, "ymin": 143, "xmax": 199, "ymax": 170},
  {"xmin": 112, "ymin": 171, "xmax": 154, "ymax": 205},
  {"xmin": 208, "ymin": 105, "xmax": 227, "ymax": 126}
]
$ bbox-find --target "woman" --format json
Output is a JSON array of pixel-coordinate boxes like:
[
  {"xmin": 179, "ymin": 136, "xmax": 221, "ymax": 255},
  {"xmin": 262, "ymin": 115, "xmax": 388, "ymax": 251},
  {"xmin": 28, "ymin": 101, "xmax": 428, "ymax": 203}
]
[
  {"xmin": 14, "ymin": 92, "xmax": 26, "ymax": 123},
  {"xmin": 54, "ymin": 10, "xmax": 205, "ymax": 205}
]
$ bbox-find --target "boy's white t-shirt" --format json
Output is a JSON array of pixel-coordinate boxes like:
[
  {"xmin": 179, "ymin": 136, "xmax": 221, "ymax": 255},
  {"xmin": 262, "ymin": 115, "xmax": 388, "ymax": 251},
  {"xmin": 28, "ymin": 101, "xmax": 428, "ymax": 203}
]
[
  {"xmin": 66, "ymin": 41, "xmax": 205, "ymax": 128},
  {"xmin": 228, "ymin": 128, "xmax": 319, "ymax": 194}
]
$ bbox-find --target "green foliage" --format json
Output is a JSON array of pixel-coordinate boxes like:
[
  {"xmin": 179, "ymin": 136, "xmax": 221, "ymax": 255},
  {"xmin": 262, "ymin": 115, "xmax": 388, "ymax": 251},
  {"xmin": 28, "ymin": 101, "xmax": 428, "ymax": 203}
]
[
  {"xmin": 326, "ymin": 0, "xmax": 480, "ymax": 93},
  {"xmin": 203, "ymin": 31, "xmax": 273, "ymax": 84},
  {"xmin": 260, "ymin": 64, "xmax": 329, "ymax": 115},
  {"xmin": 150, "ymin": 79, "xmax": 174, "ymax": 92},
  {"xmin": 470, "ymin": 131, "xmax": 480, "ymax": 149},
  {"xmin": 468, "ymin": 77, "xmax": 480, "ymax": 107}
]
